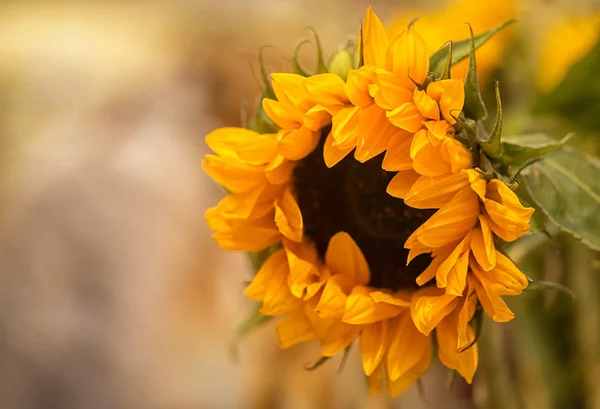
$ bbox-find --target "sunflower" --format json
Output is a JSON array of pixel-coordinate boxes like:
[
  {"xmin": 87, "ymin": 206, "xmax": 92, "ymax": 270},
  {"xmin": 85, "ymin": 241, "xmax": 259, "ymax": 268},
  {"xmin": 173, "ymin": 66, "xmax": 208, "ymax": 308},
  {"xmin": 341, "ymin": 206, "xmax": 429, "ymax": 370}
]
[{"xmin": 204, "ymin": 7, "xmax": 533, "ymax": 396}]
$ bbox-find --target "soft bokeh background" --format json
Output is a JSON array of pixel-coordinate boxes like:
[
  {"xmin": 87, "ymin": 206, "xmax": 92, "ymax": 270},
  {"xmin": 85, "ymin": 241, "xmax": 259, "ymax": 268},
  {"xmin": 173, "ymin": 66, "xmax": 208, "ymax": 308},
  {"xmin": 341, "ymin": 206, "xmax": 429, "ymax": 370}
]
[{"xmin": 0, "ymin": 1, "xmax": 598, "ymax": 408}]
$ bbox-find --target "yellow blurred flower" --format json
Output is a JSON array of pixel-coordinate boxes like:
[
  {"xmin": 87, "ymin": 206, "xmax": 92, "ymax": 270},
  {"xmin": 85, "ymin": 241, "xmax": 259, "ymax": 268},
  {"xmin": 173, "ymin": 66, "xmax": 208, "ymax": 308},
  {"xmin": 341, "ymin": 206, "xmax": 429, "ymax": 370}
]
[
  {"xmin": 389, "ymin": 0, "xmax": 516, "ymax": 83},
  {"xmin": 537, "ymin": 13, "xmax": 600, "ymax": 91}
]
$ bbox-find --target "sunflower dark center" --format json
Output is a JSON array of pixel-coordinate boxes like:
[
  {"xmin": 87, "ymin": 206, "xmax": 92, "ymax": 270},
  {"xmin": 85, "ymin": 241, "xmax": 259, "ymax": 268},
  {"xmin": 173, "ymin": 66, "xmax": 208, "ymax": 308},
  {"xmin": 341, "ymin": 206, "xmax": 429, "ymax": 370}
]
[{"xmin": 292, "ymin": 128, "xmax": 435, "ymax": 291}]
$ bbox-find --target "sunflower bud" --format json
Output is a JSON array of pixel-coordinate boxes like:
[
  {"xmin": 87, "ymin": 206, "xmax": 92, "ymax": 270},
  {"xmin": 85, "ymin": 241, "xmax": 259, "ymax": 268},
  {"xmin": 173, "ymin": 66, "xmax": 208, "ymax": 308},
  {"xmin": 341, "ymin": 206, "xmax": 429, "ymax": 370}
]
[{"xmin": 327, "ymin": 42, "xmax": 358, "ymax": 81}]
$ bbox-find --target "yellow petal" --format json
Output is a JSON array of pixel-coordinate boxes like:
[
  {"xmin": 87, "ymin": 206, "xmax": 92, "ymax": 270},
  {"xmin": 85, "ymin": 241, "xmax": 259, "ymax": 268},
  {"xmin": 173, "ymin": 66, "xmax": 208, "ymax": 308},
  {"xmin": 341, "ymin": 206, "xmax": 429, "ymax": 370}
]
[
  {"xmin": 477, "ymin": 251, "xmax": 528, "ymax": 295},
  {"xmin": 405, "ymin": 187, "xmax": 479, "ymax": 249},
  {"xmin": 284, "ymin": 240, "xmax": 323, "ymax": 299},
  {"xmin": 276, "ymin": 311, "xmax": 316, "ymax": 349},
  {"xmin": 305, "ymin": 304, "xmax": 361, "ymax": 356},
  {"xmin": 303, "ymin": 105, "xmax": 332, "ymax": 131},
  {"xmin": 370, "ymin": 290, "xmax": 411, "ymax": 307},
  {"xmin": 331, "ymin": 106, "xmax": 360, "ymax": 149},
  {"xmin": 457, "ymin": 285, "xmax": 478, "ymax": 350},
  {"xmin": 260, "ymin": 256, "xmax": 302, "ymax": 316},
  {"xmin": 437, "ymin": 311, "xmax": 478, "ymax": 383},
  {"xmin": 373, "ymin": 69, "xmax": 414, "ymax": 109},
  {"xmin": 315, "ymin": 274, "xmax": 351, "ymax": 319},
  {"xmin": 343, "ymin": 286, "xmax": 402, "ymax": 325},
  {"xmin": 410, "ymin": 286, "xmax": 458, "ymax": 335},
  {"xmin": 494, "ymin": 181, "xmax": 536, "ymax": 222},
  {"xmin": 304, "ymin": 73, "xmax": 348, "ymax": 108},
  {"xmin": 426, "ymin": 79, "xmax": 464, "ymax": 124},
  {"xmin": 424, "ymin": 120, "xmax": 451, "ymax": 146},
  {"xmin": 470, "ymin": 215, "xmax": 497, "ymax": 271},
  {"xmin": 386, "ymin": 28, "xmax": 430, "ymax": 87},
  {"xmin": 209, "ymin": 187, "xmax": 276, "ymax": 222},
  {"xmin": 435, "ymin": 233, "xmax": 470, "ymax": 291},
  {"xmin": 277, "ymin": 126, "xmax": 320, "ymax": 161},
  {"xmin": 202, "ymin": 154, "xmax": 267, "ymax": 193},
  {"xmin": 445, "ymin": 249, "xmax": 470, "ymax": 296},
  {"xmin": 274, "ymin": 188, "xmax": 303, "ymax": 243},
  {"xmin": 320, "ymin": 322, "xmax": 361, "ymax": 357},
  {"xmin": 484, "ymin": 180, "xmax": 534, "ymax": 242},
  {"xmin": 368, "ymin": 365, "xmax": 384, "ymax": 395},
  {"xmin": 323, "ymin": 131, "xmax": 353, "ymax": 168},
  {"xmin": 346, "ymin": 66, "xmax": 374, "ymax": 108},
  {"xmin": 265, "ymin": 153, "xmax": 295, "ymax": 185},
  {"xmin": 206, "ymin": 127, "xmax": 261, "ymax": 158},
  {"xmin": 262, "ymin": 98, "xmax": 299, "ymax": 129},
  {"xmin": 415, "ymin": 255, "xmax": 444, "ymax": 286},
  {"xmin": 236, "ymin": 133, "xmax": 278, "ymax": 165},
  {"xmin": 271, "ymin": 73, "xmax": 313, "ymax": 121},
  {"xmin": 386, "ymin": 313, "xmax": 431, "ymax": 382},
  {"xmin": 361, "ymin": 321, "xmax": 388, "ymax": 376},
  {"xmin": 441, "ymin": 138, "xmax": 473, "ymax": 173},
  {"xmin": 469, "ymin": 271, "xmax": 515, "ymax": 322},
  {"xmin": 212, "ymin": 224, "xmax": 280, "ymax": 252},
  {"xmin": 386, "ymin": 101, "xmax": 425, "ymax": 133},
  {"xmin": 411, "ymin": 130, "xmax": 452, "ymax": 177},
  {"xmin": 355, "ymin": 104, "xmax": 399, "ymax": 162},
  {"xmin": 386, "ymin": 169, "xmax": 420, "ymax": 199},
  {"xmin": 413, "ymin": 89, "xmax": 440, "ymax": 120},
  {"xmin": 404, "ymin": 172, "xmax": 470, "ymax": 209},
  {"xmin": 386, "ymin": 334, "xmax": 432, "ymax": 397},
  {"xmin": 382, "ymin": 129, "xmax": 413, "ymax": 171},
  {"xmin": 244, "ymin": 249, "xmax": 287, "ymax": 301},
  {"xmin": 325, "ymin": 231, "xmax": 371, "ymax": 285},
  {"xmin": 363, "ymin": 7, "xmax": 389, "ymax": 68}
]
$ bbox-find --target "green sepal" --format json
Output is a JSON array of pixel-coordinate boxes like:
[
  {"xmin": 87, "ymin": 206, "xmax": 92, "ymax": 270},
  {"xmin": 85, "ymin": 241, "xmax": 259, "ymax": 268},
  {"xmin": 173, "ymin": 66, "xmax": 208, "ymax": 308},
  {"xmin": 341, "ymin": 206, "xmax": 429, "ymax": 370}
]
[
  {"xmin": 501, "ymin": 132, "xmax": 574, "ymax": 174},
  {"xmin": 525, "ymin": 277, "xmax": 575, "ymax": 299},
  {"xmin": 479, "ymin": 81, "xmax": 503, "ymax": 159},
  {"xmin": 292, "ymin": 39, "xmax": 314, "ymax": 76},
  {"xmin": 439, "ymin": 41, "xmax": 453, "ymax": 80},
  {"xmin": 247, "ymin": 97, "xmax": 278, "ymax": 134},
  {"xmin": 304, "ymin": 356, "xmax": 331, "ymax": 371},
  {"xmin": 309, "ymin": 27, "xmax": 328, "ymax": 74},
  {"xmin": 254, "ymin": 46, "xmax": 276, "ymax": 100},
  {"xmin": 519, "ymin": 147, "xmax": 600, "ymax": 251},
  {"xmin": 463, "ymin": 24, "xmax": 488, "ymax": 121},
  {"xmin": 289, "ymin": 28, "xmax": 328, "ymax": 77},
  {"xmin": 430, "ymin": 19, "xmax": 515, "ymax": 79}
]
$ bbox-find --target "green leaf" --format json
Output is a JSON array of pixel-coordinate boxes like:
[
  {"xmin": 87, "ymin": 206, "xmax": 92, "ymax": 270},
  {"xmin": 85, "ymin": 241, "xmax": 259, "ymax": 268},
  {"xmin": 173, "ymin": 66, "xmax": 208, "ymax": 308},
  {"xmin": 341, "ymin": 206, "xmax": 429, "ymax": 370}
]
[
  {"xmin": 479, "ymin": 82, "xmax": 503, "ymax": 158},
  {"xmin": 502, "ymin": 133, "xmax": 574, "ymax": 173},
  {"xmin": 519, "ymin": 147, "xmax": 600, "ymax": 251},
  {"xmin": 463, "ymin": 24, "xmax": 488, "ymax": 121},
  {"xmin": 430, "ymin": 19, "xmax": 515, "ymax": 79},
  {"xmin": 533, "ymin": 40, "xmax": 600, "ymax": 132}
]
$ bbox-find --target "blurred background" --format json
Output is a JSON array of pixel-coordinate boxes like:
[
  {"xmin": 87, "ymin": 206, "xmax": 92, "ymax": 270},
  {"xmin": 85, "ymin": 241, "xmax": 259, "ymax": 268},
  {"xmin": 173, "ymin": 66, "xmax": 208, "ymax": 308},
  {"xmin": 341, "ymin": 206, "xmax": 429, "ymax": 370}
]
[{"xmin": 0, "ymin": 0, "xmax": 598, "ymax": 408}]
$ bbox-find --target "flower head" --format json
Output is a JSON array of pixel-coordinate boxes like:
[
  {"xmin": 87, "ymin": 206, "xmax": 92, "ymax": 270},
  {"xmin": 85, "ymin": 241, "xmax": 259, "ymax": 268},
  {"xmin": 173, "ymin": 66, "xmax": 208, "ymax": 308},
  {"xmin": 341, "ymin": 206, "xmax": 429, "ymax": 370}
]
[{"xmin": 203, "ymin": 6, "xmax": 533, "ymax": 397}]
